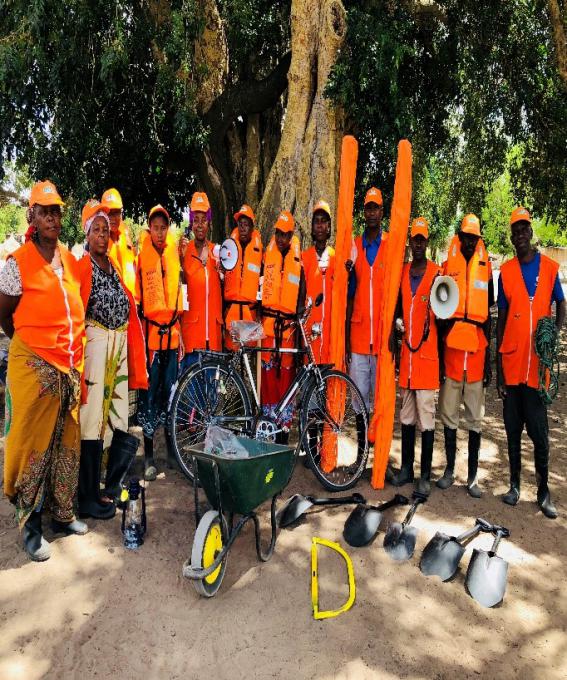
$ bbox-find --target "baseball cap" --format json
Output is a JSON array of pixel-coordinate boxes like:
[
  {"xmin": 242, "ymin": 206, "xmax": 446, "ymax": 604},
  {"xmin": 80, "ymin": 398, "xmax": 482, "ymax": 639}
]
[
  {"xmin": 364, "ymin": 187, "xmax": 383, "ymax": 206},
  {"xmin": 190, "ymin": 192, "xmax": 210, "ymax": 213},
  {"xmin": 29, "ymin": 180, "xmax": 64, "ymax": 208},
  {"xmin": 274, "ymin": 210, "xmax": 294, "ymax": 233},
  {"xmin": 234, "ymin": 204, "xmax": 255, "ymax": 223},
  {"xmin": 81, "ymin": 199, "xmax": 109, "ymax": 230},
  {"xmin": 509, "ymin": 206, "xmax": 531, "ymax": 226},
  {"xmin": 148, "ymin": 204, "xmax": 171, "ymax": 224},
  {"xmin": 312, "ymin": 199, "xmax": 332, "ymax": 220},
  {"xmin": 460, "ymin": 213, "xmax": 481, "ymax": 237},
  {"xmin": 100, "ymin": 188, "xmax": 123, "ymax": 211},
  {"xmin": 410, "ymin": 216, "xmax": 429, "ymax": 239}
]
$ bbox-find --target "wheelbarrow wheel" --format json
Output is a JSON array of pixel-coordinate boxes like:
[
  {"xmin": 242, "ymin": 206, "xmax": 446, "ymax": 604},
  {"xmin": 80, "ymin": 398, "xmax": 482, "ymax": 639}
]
[{"xmin": 191, "ymin": 510, "xmax": 228, "ymax": 597}]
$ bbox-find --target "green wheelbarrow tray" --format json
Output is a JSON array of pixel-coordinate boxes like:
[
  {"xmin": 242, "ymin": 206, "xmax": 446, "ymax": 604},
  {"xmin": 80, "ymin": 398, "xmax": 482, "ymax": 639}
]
[{"xmin": 188, "ymin": 438, "xmax": 296, "ymax": 516}]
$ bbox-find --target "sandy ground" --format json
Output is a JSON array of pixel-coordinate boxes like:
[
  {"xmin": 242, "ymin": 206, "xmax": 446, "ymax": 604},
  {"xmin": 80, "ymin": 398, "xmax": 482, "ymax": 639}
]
[{"xmin": 1, "ymin": 341, "xmax": 566, "ymax": 680}]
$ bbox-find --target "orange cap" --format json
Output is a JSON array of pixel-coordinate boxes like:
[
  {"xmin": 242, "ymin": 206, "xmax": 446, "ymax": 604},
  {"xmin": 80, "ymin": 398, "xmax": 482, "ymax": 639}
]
[
  {"xmin": 190, "ymin": 192, "xmax": 210, "ymax": 213},
  {"xmin": 509, "ymin": 206, "xmax": 531, "ymax": 226},
  {"xmin": 29, "ymin": 180, "xmax": 64, "ymax": 208},
  {"xmin": 312, "ymin": 199, "xmax": 332, "ymax": 220},
  {"xmin": 460, "ymin": 213, "xmax": 481, "ymax": 237},
  {"xmin": 364, "ymin": 187, "xmax": 383, "ymax": 206},
  {"xmin": 148, "ymin": 204, "xmax": 170, "ymax": 224},
  {"xmin": 100, "ymin": 188, "xmax": 123, "ymax": 210},
  {"xmin": 81, "ymin": 199, "xmax": 109, "ymax": 231},
  {"xmin": 410, "ymin": 216, "xmax": 429, "ymax": 239},
  {"xmin": 234, "ymin": 204, "xmax": 255, "ymax": 224},
  {"xmin": 274, "ymin": 210, "xmax": 295, "ymax": 233}
]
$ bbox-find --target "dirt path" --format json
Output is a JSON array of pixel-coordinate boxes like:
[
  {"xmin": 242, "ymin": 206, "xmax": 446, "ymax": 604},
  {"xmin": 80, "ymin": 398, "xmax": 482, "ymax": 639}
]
[{"xmin": 1, "ymin": 344, "xmax": 566, "ymax": 679}]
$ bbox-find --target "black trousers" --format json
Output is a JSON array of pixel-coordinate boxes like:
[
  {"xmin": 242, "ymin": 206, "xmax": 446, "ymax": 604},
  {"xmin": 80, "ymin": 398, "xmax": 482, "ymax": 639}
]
[{"xmin": 503, "ymin": 384, "xmax": 549, "ymax": 482}]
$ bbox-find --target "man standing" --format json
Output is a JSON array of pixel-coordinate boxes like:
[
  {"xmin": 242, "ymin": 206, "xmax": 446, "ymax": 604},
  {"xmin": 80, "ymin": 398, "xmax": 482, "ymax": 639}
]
[
  {"xmin": 302, "ymin": 200, "xmax": 335, "ymax": 364},
  {"xmin": 392, "ymin": 217, "xmax": 441, "ymax": 495},
  {"xmin": 100, "ymin": 188, "xmax": 137, "ymax": 298},
  {"xmin": 437, "ymin": 214, "xmax": 493, "ymax": 498},
  {"xmin": 497, "ymin": 207, "xmax": 565, "ymax": 519},
  {"xmin": 223, "ymin": 204, "xmax": 263, "ymax": 350}
]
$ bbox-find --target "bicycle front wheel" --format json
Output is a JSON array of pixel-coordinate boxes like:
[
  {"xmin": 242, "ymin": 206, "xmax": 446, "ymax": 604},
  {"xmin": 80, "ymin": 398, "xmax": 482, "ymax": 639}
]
[
  {"xmin": 300, "ymin": 369, "xmax": 369, "ymax": 491},
  {"xmin": 170, "ymin": 360, "xmax": 253, "ymax": 482}
]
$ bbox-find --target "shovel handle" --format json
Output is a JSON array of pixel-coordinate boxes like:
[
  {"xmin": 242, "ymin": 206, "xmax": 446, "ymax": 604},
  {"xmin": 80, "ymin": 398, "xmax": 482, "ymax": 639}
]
[
  {"xmin": 376, "ymin": 494, "xmax": 409, "ymax": 512},
  {"xmin": 402, "ymin": 496, "xmax": 424, "ymax": 527},
  {"xmin": 490, "ymin": 528, "xmax": 507, "ymax": 554},
  {"xmin": 455, "ymin": 523, "xmax": 482, "ymax": 544},
  {"xmin": 309, "ymin": 493, "xmax": 366, "ymax": 507}
]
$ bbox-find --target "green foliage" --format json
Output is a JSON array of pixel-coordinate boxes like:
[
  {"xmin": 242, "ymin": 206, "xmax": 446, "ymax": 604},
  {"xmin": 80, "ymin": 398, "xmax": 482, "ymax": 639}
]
[
  {"xmin": 533, "ymin": 218, "xmax": 567, "ymax": 248},
  {"xmin": 0, "ymin": 204, "xmax": 26, "ymax": 241},
  {"xmin": 481, "ymin": 172, "xmax": 516, "ymax": 257}
]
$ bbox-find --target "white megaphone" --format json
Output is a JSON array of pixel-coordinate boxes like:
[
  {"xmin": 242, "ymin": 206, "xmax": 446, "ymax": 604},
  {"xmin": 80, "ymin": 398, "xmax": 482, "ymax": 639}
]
[
  {"xmin": 218, "ymin": 238, "xmax": 239, "ymax": 271},
  {"xmin": 430, "ymin": 275, "xmax": 459, "ymax": 319}
]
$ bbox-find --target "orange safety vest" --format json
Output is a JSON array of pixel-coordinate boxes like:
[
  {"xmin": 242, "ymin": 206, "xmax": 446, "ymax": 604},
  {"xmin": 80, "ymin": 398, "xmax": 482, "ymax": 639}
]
[
  {"xmin": 499, "ymin": 254, "xmax": 559, "ymax": 388},
  {"xmin": 78, "ymin": 255, "xmax": 148, "ymax": 390},
  {"xmin": 11, "ymin": 241, "xmax": 85, "ymax": 374},
  {"xmin": 350, "ymin": 233, "xmax": 389, "ymax": 356},
  {"xmin": 224, "ymin": 229, "xmax": 263, "ymax": 348},
  {"xmin": 136, "ymin": 235, "xmax": 182, "ymax": 352},
  {"xmin": 181, "ymin": 241, "xmax": 223, "ymax": 353},
  {"xmin": 108, "ymin": 223, "xmax": 138, "ymax": 301},
  {"xmin": 302, "ymin": 245, "xmax": 335, "ymax": 364},
  {"xmin": 399, "ymin": 260, "xmax": 441, "ymax": 390}
]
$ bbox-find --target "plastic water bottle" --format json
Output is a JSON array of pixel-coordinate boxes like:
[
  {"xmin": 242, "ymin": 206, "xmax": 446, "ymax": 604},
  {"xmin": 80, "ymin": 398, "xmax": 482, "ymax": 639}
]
[{"xmin": 121, "ymin": 478, "xmax": 147, "ymax": 550}]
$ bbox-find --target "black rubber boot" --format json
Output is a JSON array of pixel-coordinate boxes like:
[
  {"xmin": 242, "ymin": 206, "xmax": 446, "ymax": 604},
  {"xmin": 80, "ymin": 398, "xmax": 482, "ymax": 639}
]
[
  {"xmin": 165, "ymin": 429, "xmax": 180, "ymax": 470},
  {"xmin": 143, "ymin": 435, "xmax": 157, "ymax": 482},
  {"xmin": 392, "ymin": 424, "xmax": 415, "ymax": 486},
  {"xmin": 22, "ymin": 511, "xmax": 51, "ymax": 562},
  {"xmin": 467, "ymin": 430, "xmax": 482, "ymax": 498},
  {"xmin": 51, "ymin": 518, "xmax": 88, "ymax": 535},
  {"xmin": 105, "ymin": 429, "xmax": 140, "ymax": 496},
  {"xmin": 276, "ymin": 430, "xmax": 290, "ymax": 445},
  {"xmin": 502, "ymin": 443, "xmax": 521, "ymax": 506},
  {"xmin": 78, "ymin": 440, "xmax": 116, "ymax": 519},
  {"xmin": 535, "ymin": 464, "xmax": 558, "ymax": 519},
  {"xmin": 436, "ymin": 427, "xmax": 457, "ymax": 489},
  {"xmin": 415, "ymin": 429, "xmax": 434, "ymax": 497}
]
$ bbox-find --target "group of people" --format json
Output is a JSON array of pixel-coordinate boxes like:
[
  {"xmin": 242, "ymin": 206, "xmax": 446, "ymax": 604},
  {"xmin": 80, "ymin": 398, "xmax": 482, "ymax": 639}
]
[{"xmin": 0, "ymin": 178, "xmax": 563, "ymax": 563}]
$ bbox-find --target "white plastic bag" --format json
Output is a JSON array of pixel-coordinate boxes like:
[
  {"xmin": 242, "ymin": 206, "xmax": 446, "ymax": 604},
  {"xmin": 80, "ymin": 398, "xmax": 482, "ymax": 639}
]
[
  {"xmin": 204, "ymin": 425, "xmax": 250, "ymax": 458},
  {"xmin": 230, "ymin": 320, "xmax": 265, "ymax": 344}
]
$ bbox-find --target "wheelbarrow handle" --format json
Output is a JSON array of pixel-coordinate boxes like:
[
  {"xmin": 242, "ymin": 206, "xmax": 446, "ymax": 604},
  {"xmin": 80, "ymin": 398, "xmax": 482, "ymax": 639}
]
[
  {"xmin": 375, "ymin": 494, "xmax": 409, "ymax": 512},
  {"xmin": 309, "ymin": 492, "xmax": 366, "ymax": 507}
]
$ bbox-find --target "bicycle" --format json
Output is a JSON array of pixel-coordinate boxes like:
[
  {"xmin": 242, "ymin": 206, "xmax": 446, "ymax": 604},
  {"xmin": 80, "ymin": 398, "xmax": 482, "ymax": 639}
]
[{"xmin": 169, "ymin": 296, "xmax": 369, "ymax": 491}]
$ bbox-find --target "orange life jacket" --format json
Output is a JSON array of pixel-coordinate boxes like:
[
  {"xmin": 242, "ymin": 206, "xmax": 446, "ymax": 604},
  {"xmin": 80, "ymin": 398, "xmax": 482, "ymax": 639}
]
[
  {"xmin": 108, "ymin": 222, "xmax": 137, "ymax": 301},
  {"xmin": 11, "ymin": 242, "xmax": 85, "ymax": 374},
  {"xmin": 499, "ymin": 254, "xmax": 559, "ymax": 388},
  {"xmin": 398, "ymin": 260, "xmax": 441, "ymax": 390},
  {"xmin": 78, "ymin": 255, "xmax": 148, "ymax": 390},
  {"xmin": 136, "ymin": 235, "xmax": 182, "ymax": 351},
  {"xmin": 181, "ymin": 240, "xmax": 223, "ymax": 353},
  {"xmin": 350, "ymin": 233, "xmax": 389, "ymax": 356},
  {"xmin": 445, "ymin": 235, "xmax": 489, "ymax": 324},
  {"xmin": 302, "ymin": 245, "xmax": 335, "ymax": 364}
]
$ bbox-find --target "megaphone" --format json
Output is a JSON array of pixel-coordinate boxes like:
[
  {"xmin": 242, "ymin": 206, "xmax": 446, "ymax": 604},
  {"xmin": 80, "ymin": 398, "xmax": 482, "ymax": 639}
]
[
  {"xmin": 430, "ymin": 275, "xmax": 459, "ymax": 319},
  {"xmin": 218, "ymin": 238, "xmax": 239, "ymax": 271}
]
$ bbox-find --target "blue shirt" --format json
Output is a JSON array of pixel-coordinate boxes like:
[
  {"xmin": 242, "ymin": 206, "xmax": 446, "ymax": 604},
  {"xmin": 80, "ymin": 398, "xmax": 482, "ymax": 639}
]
[
  {"xmin": 497, "ymin": 252, "xmax": 564, "ymax": 309},
  {"xmin": 347, "ymin": 231, "xmax": 382, "ymax": 299}
]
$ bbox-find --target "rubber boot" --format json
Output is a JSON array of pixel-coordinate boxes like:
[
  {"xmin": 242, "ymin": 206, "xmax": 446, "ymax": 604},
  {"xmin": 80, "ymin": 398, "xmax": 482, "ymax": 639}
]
[
  {"xmin": 436, "ymin": 427, "xmax": 457, "ymax": 489},
  {"xmin": 51, "ymin": 518, "xmax": 88, "ymax": 535},
  {"xmin": 78, "ymin": 440, "xmax": 116, "ymax": 519},
  {"xmin": 165, "ymin": 429, "xmax": 180, "ymax": 471},
  {"xmin": 502, "ymin": 443, "xmax": 521, "ymax": 506},
  {"xmin": 467, "ymin": 430, "xmax": 482, "ymax": 498},
  {"xmin": 392, "ymin": 425, "xmax": 415, "ymax": 486},
  {"xmin": 105, "ymin": 430, "xmax": 140, "ymax": 496},
  {"xmin": 22, "ymin": 511, "xmax": 51, "ymax": 562},
  {"xmin": 415, "ymin": 430, "xmax": 434, "ymax": 496},
  {"xmin": 535, "ymin": 458, "xmax": 558, "ymax": 519},
  {"xmin": 144, "ymin": 435, "xmax": 157, "ymax": 482},
  {"xmin": 276, "ymin": 430, "xmax": 290, "ymax": 446}
]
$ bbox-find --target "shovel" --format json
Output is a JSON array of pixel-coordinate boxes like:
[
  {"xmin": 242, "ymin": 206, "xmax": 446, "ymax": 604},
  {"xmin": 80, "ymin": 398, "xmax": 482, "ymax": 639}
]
[
  {"xmin": 420, "ymin": 518, "xmax": 493, "ymax": 581},
  {"xmin": 383, "ymin": 492, "xmax": 427, "ymax": 561},
  {"xmin": 277, "ymin": 492, "xmax": 366, "ymax": 528},
  {"xmin": 465, "ymin": 526, "xmax": 510, "ymax": 608},
  {"xmin": 343, "ymin": 494, "xmax": 410, "ymax": 547}
]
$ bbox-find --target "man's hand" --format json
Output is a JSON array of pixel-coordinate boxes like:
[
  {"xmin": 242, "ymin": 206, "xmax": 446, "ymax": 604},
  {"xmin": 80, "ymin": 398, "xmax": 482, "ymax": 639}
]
[
  {"xmin": 496, "ymin": 369, "xmax": 507, "ymax": 400},
  {"xmin": 345, "ymin": 259, "xmax": 353, "ymax": 273},
  {"xmin": 179, "ymin": 236, "xmax": 189, "ymax": 259},
  {"xmin": 345, "ymin": 340, "xmax": 351, "ymax": 367},
  {"xmin": 483, "ymin": 351, "xmax": 492, "ymax": 388}
]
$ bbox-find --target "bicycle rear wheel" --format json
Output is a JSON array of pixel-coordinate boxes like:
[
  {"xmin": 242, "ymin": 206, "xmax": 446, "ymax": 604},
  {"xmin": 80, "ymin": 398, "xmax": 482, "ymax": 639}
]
[
  {"xmin": 300, "ymin": 369, "xmax": 369, "ymax": 491},
  {"xmin": 170, "ymin": 360, "xmax": 253, "ymax": 482}
]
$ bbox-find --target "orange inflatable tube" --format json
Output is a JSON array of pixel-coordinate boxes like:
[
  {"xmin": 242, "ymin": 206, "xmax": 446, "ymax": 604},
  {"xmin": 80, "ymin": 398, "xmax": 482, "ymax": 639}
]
[
  {"xmin": 321, "ymin": 135, "xmax": 359, "ymax": 472},
  {"xmin": 370, "ymin": 140, "xmax": 412, "ymax": 489}
]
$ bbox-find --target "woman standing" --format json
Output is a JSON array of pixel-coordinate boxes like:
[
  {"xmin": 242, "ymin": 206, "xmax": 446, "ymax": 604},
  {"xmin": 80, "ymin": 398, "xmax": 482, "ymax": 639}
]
[
  {"xmin": 0, "ymin": 181, "xmax": 87, "ymax": 561},
  {"xmin": 77, "ymin": 201, "xmax": 146, "ymax": 518}
]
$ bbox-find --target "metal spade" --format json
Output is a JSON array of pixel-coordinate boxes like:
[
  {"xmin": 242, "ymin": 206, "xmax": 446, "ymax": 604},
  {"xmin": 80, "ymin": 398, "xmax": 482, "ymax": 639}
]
[
  {"xmin": 343, "ymin": 494, "xmax": 409, "ymax": 547},
  {"xmin": 420, "ymin": 518, "xmax": 493, "ymax": 581},
  {"xmin": 465, "ymin": 526, "xmax": 510, "ymax": 608},
  {"xmin": 276, "ymin": 492, "xmax": 366, "ymax": 528},
  {"xmin": 383, "ymin": 492, "xmax": 427, "ymax": 561}
]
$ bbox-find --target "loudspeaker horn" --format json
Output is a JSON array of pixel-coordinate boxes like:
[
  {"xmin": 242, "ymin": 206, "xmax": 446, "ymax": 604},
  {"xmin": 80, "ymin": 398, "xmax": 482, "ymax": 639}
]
[
  {"xmin": 430, "ymin": 275, "xmax": 459, "ymax": 319},
  {"xmin": 219, "ymin": 237, "xmax": 239, "ymax": 271}
]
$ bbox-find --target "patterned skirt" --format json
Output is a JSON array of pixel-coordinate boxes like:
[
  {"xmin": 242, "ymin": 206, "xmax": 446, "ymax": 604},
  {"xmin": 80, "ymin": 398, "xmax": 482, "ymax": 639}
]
[{"xmin": 4, "ymin": 333, "xmax": 81, "ymax": 528}]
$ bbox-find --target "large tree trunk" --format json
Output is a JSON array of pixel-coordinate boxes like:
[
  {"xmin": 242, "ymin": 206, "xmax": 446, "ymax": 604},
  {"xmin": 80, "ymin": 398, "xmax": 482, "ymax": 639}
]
[
  {"xmin": 547, "ymin": 0, "xmax": 567, "ymax": 90},
  {"xmin": 256, "ymin": 0, "xmax": 347, "ymax": 244}
]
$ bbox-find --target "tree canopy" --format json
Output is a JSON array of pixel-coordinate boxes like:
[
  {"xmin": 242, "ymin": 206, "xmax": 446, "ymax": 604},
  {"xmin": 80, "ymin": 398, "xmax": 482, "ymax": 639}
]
[{"xmin": 0, "ymin": 0, "xmax": 565, "ymax": 244}]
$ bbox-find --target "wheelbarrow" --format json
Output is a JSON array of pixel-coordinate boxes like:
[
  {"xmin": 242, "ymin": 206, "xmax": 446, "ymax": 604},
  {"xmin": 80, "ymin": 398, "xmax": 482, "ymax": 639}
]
[{"xmin": 182, "ymin": 436, "xmax": 297, "ymax": 597}]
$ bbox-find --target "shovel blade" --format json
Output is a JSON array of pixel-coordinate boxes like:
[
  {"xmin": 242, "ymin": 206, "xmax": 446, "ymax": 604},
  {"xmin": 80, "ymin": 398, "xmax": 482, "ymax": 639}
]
[
  {"xmin": 465, "ymin": 549, "xmax": 509, "ymax": 608},
  {"xmin": 420, "ymin": 532, "xmax": 466, "ymax": 581},
  {"xmin": 276, "ymin": 494, "xmax": 312, "ymax": 528},
  {"xmin": 343, "ymin": 506, "xmax": 383, "ymax": 547},
  {"xmin": 383, "ymin": 522, "xmax": 418, "ymax": 561}
]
